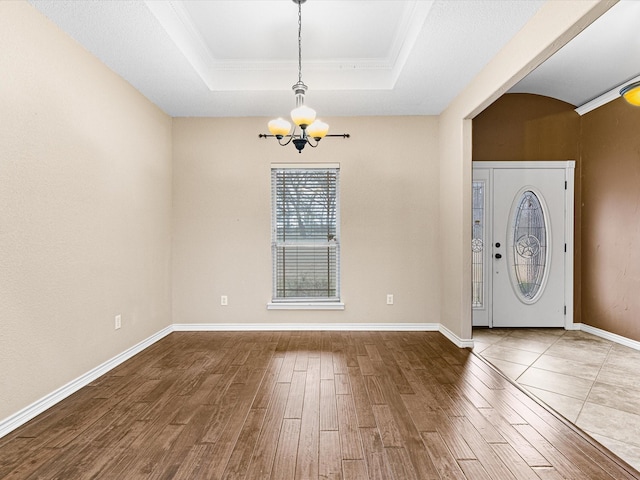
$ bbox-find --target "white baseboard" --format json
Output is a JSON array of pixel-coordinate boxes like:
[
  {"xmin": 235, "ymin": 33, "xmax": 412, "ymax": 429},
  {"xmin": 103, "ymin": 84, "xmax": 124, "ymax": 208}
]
[
  {"xmin": 0, "ymin": 326, "xmax": 173, "ymax": 439},
  {"xmin": 173, "ymin": 322, "xmax": 440, "ymax": 332},
  {"xmin": 6, "ymin": 320, "xmax": 635, "ymax": 441},
  {"xmin": 0, "ymin": 321, "xmax": 456, "ymax": 439},
  {"xmin": 439, "ymin": 324, "xmax": 474, "ymax": 348},
  {"xmin": 576, "ymin": 323, "xmax": 640, "ymax": 351}
]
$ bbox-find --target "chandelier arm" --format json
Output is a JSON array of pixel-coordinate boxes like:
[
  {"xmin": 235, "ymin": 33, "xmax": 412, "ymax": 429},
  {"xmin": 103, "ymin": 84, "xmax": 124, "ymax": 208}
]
[
  {"xmin": 259, "ymin": 133, "xmax": 350, "ymax": 144},
  {"xmin": 304, "ymin": 134, "xmax": 352, "ymax": 146},
  {"xmin": 258, "ymin": 134, "xmax": 296, "ymax": 146},
  {"xmin": 288, "ymin": 124, "xmax": 300, "ymax": 144},
  {"xmin": 278, "ymin": 135, "xmax": 295, "ymax": 146}
]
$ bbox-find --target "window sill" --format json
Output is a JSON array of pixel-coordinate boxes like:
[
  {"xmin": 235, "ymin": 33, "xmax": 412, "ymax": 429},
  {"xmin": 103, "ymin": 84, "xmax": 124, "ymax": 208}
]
[{"xmin": 267, "ymin": 302, "xmax": 345, "ymax": 311}]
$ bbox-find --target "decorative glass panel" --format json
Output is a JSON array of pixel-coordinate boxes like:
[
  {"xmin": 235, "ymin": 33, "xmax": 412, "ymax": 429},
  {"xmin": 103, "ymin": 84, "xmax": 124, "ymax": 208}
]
[
  {"xmin": 511, "ymin": 190, "xmax": 547, "ymax": 302},
  {"xmin": 472, "ymin": 181, "xmax": 485, "ymax": 308}
]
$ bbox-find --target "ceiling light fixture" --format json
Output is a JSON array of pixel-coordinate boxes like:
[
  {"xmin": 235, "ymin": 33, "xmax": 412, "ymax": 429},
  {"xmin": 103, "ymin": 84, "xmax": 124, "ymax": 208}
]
[
  {"xmin": 620, "ymin": 81, "xmax": 640, "ymax": 106},
  {"xmin": 259, "ymin": 0, "xmax": 349, "ymax": 153}
]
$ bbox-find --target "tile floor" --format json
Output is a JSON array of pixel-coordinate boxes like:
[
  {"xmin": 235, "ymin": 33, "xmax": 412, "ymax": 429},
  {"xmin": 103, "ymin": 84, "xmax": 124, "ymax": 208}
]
[{"xmin": 473, "ymin": 327, "xmax": 640, "ymax": 471}]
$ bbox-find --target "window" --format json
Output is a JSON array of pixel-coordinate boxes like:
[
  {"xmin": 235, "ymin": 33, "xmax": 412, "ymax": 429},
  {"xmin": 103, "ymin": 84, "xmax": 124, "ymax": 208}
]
[
  {"xmin": 510, "ymin": 190, "xmax": 548, "ymax": 303},
  {"xmin": 472, "ymin": 181, "xmax": 485, "ymax": 308},
  {"xmin": 270, "ymin": 164, "xmax": 340, "ymax": 304}
]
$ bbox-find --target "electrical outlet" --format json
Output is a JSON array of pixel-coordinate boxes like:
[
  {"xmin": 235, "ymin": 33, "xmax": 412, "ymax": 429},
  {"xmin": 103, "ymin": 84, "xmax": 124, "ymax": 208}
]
[
  {"xmin": 221, "ymin": 295, "xmax": 228, "ymax": 306},
  {"xmin": 386, "ymin": 294, "xmax": 394, "ymax": 305},
  {"xmin": 115, "ymin": 314, "xmax": 121, "ymax": 330}
]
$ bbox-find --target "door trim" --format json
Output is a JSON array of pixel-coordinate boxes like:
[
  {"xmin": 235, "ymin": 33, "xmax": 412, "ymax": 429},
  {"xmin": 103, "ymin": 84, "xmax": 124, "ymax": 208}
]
[{"xmin": 472, "ymin": 161, "xmax": 575, "ymax": 329}]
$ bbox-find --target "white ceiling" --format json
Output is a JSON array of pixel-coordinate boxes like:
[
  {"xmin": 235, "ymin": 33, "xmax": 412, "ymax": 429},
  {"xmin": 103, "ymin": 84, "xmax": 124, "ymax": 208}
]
[
  {"xmin": 509, "ymin": 0, "xmax": 640, "ymax": 107},
  {"xmin": 28, "ymin": 0, "xmax": 640, "ymax": 118}
]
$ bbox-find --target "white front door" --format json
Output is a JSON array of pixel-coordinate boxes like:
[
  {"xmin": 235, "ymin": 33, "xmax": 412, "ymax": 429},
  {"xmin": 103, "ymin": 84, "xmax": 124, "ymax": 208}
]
[{"xmin": 472, "ymin": 162, "xmax": 574, "ymax": 328}]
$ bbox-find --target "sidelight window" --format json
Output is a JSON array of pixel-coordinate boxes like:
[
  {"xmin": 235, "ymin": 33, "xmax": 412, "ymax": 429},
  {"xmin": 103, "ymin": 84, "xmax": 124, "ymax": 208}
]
[{"xmin": 472, "ymin": 181, "xmax": 485, "ymax": 308}]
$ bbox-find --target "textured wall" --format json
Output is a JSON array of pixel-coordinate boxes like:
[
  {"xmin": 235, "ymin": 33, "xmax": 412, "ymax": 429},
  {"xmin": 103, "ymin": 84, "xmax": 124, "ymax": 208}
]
[
  {"xmin": 0, "ymin": 2, "xmax": 173, "ymax": 421},
  {"xmin": 581, "ymin": 98, "xmax": 640, "ymax": 341},
  {"xmin": 171, "ymin": 116, "xmax": 440, "ymax": 326}
]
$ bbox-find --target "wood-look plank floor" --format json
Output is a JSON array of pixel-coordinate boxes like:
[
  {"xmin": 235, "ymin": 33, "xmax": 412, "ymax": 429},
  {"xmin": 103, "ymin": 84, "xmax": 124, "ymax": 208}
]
[{"xmin": 1, "ymin": 331, "xmax": 639, "ymax": 479}]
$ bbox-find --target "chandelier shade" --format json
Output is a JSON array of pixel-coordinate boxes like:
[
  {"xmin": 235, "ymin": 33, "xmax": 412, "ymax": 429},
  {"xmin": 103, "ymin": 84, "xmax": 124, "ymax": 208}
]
[
  {"xmin": 291, "ymin": 105, "xmax": 316, "ymax": 128},
  {"xmin": 259, "ymin": 0, "xmax": 349, "ymax": 153},
  {"xmin": 268, "ymin": 118, "xmax": 292, "ymax": 138},
  {"xmin": 307, "ymin": 120, "xmax": 329, "ymax": 139}
]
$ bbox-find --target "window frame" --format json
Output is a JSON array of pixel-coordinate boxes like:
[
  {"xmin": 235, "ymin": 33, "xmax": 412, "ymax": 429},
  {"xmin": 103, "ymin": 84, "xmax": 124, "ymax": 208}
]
[{"xmin": 267, "ymin": 163, "xmax": 344, "ymax": 310}]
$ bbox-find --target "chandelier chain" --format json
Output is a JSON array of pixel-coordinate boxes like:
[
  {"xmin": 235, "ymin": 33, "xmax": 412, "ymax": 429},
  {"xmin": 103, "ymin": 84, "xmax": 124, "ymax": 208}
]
[{"xmin": 297, "ymin": 0, "xmax": 302, "ymax": 84}]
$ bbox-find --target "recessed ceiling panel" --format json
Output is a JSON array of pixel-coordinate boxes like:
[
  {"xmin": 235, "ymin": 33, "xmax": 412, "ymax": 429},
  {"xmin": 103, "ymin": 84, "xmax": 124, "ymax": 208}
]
[
  {"xmin": 145, "ymin": 0, "xmax": 434, "ymax": 91},
  {"xmin": 184, "ymin": 1, "xmax": 404, "ymax": 62}
]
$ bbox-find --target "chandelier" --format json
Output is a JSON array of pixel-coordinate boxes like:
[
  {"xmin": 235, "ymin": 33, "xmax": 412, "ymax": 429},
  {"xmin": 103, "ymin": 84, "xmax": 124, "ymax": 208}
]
[{"xmin": 259, "ymin": 0, "xmax": 349, "ymax": 153}]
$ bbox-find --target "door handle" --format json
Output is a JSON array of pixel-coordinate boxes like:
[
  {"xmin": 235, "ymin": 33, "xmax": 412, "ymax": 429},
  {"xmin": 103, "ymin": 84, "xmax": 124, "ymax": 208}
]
[{"xmin": 495, "ymin": 253, "xmax": 502, "ymax": 259}]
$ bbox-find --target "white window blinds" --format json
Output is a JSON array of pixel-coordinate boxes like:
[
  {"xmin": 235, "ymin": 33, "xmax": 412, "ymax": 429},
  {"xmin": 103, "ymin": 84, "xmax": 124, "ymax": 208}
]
[{"xmin": 271, "ymin": 165, "xmax": 340, "ymax": 301}]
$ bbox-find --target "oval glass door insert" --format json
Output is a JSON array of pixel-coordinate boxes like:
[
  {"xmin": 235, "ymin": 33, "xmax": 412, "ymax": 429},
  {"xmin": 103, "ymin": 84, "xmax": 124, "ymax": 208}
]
[{"xmin": 511, "ymin": 190, "xmax": 548, "ymax": 302}]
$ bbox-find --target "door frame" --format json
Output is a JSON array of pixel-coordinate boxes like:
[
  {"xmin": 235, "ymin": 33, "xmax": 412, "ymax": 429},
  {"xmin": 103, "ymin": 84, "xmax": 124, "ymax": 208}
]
[{"xmin": 472, "ymin": 161, "xmax": 575, "ymax": 330}]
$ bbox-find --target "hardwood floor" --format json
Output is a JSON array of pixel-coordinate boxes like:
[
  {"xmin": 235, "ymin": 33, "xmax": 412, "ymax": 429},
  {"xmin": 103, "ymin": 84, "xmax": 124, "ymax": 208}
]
[{"xmin": 1, "ymin": 331, "xmax": 639, "ymax": 479}]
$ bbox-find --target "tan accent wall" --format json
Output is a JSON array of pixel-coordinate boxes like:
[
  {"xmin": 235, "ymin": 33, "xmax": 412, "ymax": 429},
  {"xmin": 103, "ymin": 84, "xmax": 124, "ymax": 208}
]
[
  {"xmin": 473, "ymin": 94, "xmax": 580, "ymax": 161},
  {"xmin": 581, "ymin": 98, "xmax": 640, "ymax": 341},
  {"xmin": 472, "ymin": 94, "xmax": 582, "ymax": 323},
  {"xmin": 171, "ymin": 116, "xmax": 441, "ymax": 326},
  {"xmin": 0, "ymin": 2, "xmax": 173, "ymax": 421}
]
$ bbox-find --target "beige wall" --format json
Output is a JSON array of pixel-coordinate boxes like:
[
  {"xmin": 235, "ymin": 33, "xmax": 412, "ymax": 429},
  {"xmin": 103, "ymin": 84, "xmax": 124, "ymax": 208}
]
[
  {"xmin": 0, "ymin": 0, "xmax": 621, "ymax": 429},
  {"xmin": 172, "ymin": 116, "xmax": 440, "ymax": 326},
  {"xmin": 0, "ymin": 2, "xmax": 173, "ymax": 420}
]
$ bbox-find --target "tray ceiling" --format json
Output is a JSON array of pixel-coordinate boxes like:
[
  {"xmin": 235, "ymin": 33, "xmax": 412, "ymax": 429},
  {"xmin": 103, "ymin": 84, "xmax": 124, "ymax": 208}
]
[{"xmin": 28, "ymin": 0, "xmax": 637, "ymax": 117}]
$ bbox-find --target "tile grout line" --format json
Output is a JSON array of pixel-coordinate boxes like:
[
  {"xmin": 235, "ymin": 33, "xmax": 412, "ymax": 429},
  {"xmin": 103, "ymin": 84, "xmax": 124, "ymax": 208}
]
[
  {"xmin": 510, "ymin": 329, "xmax": 565, "ymax": 384},
  {"xmin": 514, "ymin": 331, "xmax": 583, "ymax": 417},
  {"xmin": 573, "ymin": 340, "xmax": 614, "ymax": 426},
  {"xmin": 482, "ymin": 330, "xmax": 589, "ymax": 413}
]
